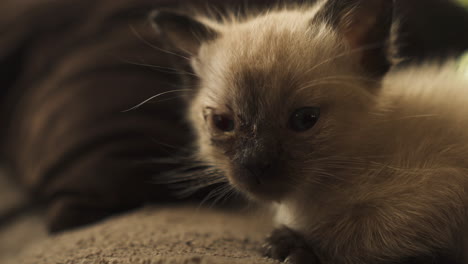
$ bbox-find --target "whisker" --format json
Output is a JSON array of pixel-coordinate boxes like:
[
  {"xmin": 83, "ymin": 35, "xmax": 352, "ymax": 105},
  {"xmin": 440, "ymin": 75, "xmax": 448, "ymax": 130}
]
[
  {"xmin": 154, "ymin": 173, "xmax": 221, "ymax": 185},
  {"xmin": 147, "ymin": 138, "xmax": 192, "ymax": 152},
  {"xmin": 175, "ymin": 179, "xmax": 228, "ymax": 198},
  {"xmin": 171, "ymin": 176, "xmax": 225, "ymax": 189},
  {"xmin": 116, "ymin": 56, "xmax": 197, "ymax": 77},
  {"xmin": 154, "ymin": 167, "xmax": 222, "ymax": 183},
  {"xmin": 198, "ymin": 183, "xmax": 233, "ymax": 208},
  {"xmin": 122, "ymin": 89, "xmax": 192, "ymax": 112},
  {"xmin": 393, "ymin": 114, "xmax": 441, "ymax": 121},
  {"xmin": 298, "ymin": 75, "xmax": 378, "ymax": 90},
  {"xmin": 295, "ymin": 80, "xmax": 367, "ymax": 93},
  {"xmin": 220, "ymin": 188, "xmax": 240, "ymax": 205},
  {"xmin": 129, "ymin": 24, "xmax": 192, "ymax": 61},
  {"xmin": 305, "ymin": 42, "xmax": 385, "ymax": 75},
  {"xmin": 293, "ymin": 75, "xmax": 378, "ymax": 96},
  {"xmin": 211, "ymin": 185, "xmax": 236, "ymax": 207}
]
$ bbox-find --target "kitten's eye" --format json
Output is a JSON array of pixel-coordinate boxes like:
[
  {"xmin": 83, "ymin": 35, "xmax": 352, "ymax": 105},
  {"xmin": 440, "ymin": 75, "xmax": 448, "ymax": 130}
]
[
  {"xmin": 212, "ymin": 114, "xmax": 235, "ymax": 132},
  {"xmin": 289, "ymin": 107, "xmax": 320, "ymax": 132}
]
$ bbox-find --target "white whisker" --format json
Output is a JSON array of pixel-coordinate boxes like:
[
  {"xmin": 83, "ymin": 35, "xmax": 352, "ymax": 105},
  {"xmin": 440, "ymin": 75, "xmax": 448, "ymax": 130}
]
[
  {"xmin": 122, "ymin": 89, "xmax": 192, "ymax": 112},
  {"xmin": 129, "ymin": 24, "xmax": 192, "ymax": 61}
]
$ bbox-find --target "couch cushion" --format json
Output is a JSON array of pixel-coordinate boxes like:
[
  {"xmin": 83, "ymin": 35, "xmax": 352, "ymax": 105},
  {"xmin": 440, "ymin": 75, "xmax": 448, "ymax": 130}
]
[{"xmin": 3, "ymin": 206, "xmax": 276, "ymax": 264}]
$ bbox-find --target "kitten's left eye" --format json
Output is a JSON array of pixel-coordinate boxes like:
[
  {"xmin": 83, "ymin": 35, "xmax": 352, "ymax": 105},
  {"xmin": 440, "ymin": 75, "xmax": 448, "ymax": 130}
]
[
  {"xmin": 289, "ymin": 107, "xmax": 320, "ymax": 132},
  {"xmin": 212, "ymin": 114, "xmax": 235, "ymax": 132}
]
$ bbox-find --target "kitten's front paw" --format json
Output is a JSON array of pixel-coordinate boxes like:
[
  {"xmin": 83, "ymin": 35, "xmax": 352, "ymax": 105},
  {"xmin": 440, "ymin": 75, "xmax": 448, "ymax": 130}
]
[{"xmin": 262, "ymin": 226, "xmax": 320, "ymax": 264}]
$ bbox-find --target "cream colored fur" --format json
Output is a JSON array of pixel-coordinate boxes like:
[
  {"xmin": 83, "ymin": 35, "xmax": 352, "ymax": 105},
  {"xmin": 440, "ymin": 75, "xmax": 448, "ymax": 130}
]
[
  {"xmin": 276, "ymin": 64, "xmax": 468, "ymax": 263},
  {"xmin": 183, "ymin": 3, "xmax": 468, "ymax": 264}
]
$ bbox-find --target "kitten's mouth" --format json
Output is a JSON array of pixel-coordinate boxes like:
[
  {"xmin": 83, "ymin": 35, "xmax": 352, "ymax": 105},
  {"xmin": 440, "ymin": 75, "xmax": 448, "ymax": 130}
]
[{"xmin": 227, "ymin": 168, "xmax": 288, "ymax": 201}]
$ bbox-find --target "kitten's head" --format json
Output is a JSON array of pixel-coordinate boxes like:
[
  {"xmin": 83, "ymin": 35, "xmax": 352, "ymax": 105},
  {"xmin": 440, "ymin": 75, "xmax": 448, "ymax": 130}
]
[{"xmin": 152, "ymin": 0, "xmax": 394, "ymax": 201}]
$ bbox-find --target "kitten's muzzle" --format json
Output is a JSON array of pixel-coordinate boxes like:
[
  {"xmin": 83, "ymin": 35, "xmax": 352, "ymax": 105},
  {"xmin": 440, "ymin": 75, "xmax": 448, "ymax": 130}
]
[
  {"xmin": 234, "ymin": 142, "xmax": 277, "ymax": 185},
  {"xmin": 242, "ymin": 160, "xmax": 273, "ymax": 185},
  {"xmin": 231, "ymin": 160, "xmax": 285, "ymax": 201},
  {"xmin": 227, "ymin": 137, "xmax": 286, "ymax": 200},
  {"xmin": 230, "ymin": 155, "xmax": 285, "ymax": 200}
]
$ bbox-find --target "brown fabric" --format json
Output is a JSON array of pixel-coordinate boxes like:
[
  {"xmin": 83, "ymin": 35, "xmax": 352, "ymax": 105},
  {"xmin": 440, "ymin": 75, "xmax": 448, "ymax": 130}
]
[
  {"xmin": 0, "ymin": 171, "xmax": 271, "ymax": 264},
  {"xmin": 2, "ymin": 206, "xmax": 274, "ymax": 264},
  {"xmin": 1, "ymin": 0, "xmax": 468, "ymax": 233}
]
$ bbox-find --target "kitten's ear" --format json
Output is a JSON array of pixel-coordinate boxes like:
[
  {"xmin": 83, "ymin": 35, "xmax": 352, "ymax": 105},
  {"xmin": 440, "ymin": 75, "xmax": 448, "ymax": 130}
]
[
  {"xmin": 150, "ymin": 10, "xmax": 219, "ymax": 56},
  {"xmin": 316, "ymin": 0, "xmax": 394, "ymax": 76}
]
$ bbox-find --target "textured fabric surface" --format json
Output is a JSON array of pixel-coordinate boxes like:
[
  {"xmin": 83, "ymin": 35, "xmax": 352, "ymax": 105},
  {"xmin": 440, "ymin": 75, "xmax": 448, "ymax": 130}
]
[
  {"xmin": 0, "ymin": 170, "xmax": 274, "ymax": 264},
  {"xmin": 2, "ymin": 206, "xmax": 276, "ymax": 264}
]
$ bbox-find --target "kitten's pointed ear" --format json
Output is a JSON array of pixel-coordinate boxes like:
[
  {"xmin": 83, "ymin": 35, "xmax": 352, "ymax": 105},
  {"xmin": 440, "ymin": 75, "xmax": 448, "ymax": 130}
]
[
  {"xmin": 150, "ymin": 10, "xmax": 219, "ymax": 56},
  {"xmin": 316, "ymin": 0, "xmax": 394, "ymax": 76}
]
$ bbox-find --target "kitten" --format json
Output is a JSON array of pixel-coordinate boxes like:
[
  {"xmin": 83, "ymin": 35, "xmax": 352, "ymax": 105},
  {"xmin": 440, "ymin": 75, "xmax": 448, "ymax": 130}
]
[{"xmin": 152, "ymin": 0, "xmax": 468, "ymax": 263}]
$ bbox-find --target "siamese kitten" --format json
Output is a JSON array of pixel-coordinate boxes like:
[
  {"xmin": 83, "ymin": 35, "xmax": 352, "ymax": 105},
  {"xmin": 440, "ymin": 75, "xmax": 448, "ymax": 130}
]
[{"xmin": 152, "ymin": 0, "xmax": 468, "ymax": 263}]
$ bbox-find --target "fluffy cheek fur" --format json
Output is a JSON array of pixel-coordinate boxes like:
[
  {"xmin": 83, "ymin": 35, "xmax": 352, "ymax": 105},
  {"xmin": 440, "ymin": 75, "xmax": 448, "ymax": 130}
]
[
  {"xmin": 283, "ymin": 86, "xmax": 378, "ymax": 191},
  {"xmin": 188, "ymin": 88, "xmax": 222, "ymax": 165}
]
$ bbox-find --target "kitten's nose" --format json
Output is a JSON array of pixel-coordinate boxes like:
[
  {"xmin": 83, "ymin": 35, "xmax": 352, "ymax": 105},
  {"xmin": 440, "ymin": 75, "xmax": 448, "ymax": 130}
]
[{"xmin": 243, "ymin": 161, "xmax": 272, "ymax": 184}]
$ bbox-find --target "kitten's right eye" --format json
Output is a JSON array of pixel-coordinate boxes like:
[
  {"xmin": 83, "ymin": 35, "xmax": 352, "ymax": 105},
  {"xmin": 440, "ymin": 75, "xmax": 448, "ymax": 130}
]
[
  {"xmin": 289, "ymin": 107, "xmax": 320, "ymax": 132},
  {"xmin": 212, "ymin": 114, "xmax": 235, "ymax": 132}
]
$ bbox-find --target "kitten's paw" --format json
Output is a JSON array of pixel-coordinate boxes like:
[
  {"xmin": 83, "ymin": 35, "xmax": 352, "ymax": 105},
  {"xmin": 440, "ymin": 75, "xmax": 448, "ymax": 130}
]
[{"xmin": 262, "ymin": 226, "xmax": 319, "ymax": 264}]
